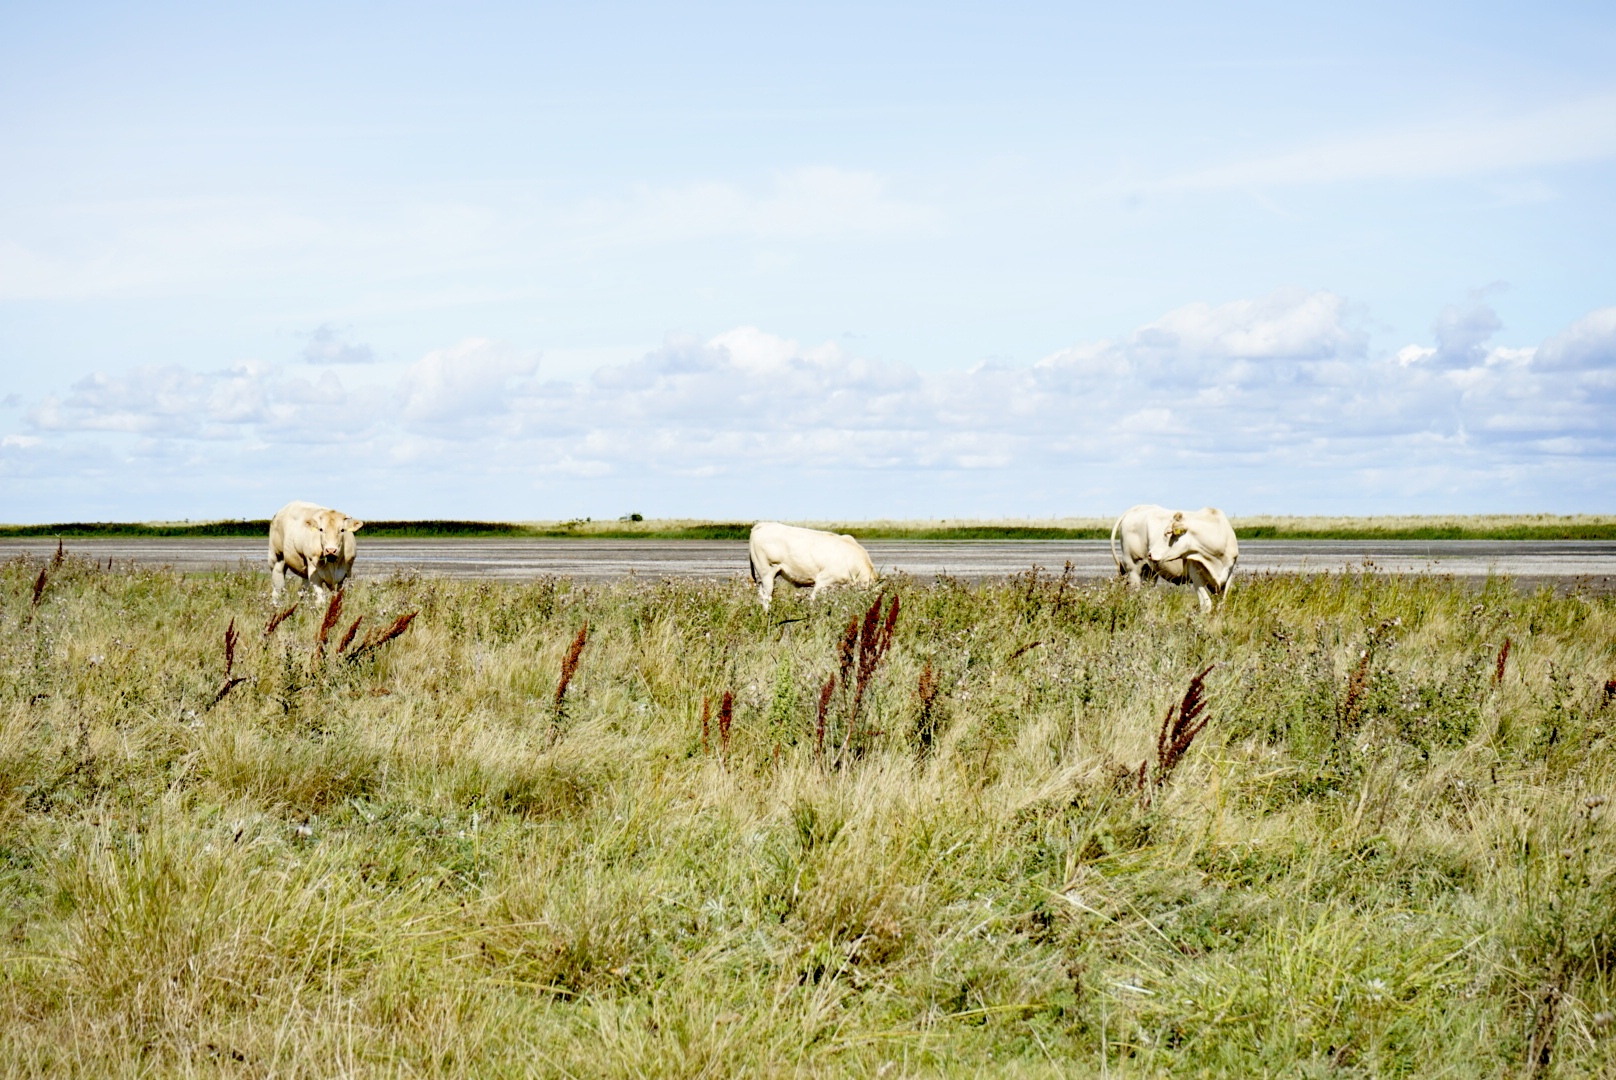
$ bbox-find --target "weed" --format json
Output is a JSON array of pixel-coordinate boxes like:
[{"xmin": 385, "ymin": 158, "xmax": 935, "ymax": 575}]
[
  {"xmin": 549, "ymin": 622, "xmax": 589, "ymax": 741},
  {"xmin": 263, "ymin": 605, "xmax": 295, "ymax": 636},
  {"xmin": 313, "ymin": 591, "xmax": 344, "ymax": 659},
  {"xmin": 209, "ymin": 618, "xmax": 249, "ymax": 708}
]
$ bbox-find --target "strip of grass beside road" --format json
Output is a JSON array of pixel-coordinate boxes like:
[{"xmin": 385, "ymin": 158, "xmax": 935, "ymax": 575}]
[{"xmin": 3, "ymin": 515, "xmax": 1615, "ymax": 541}]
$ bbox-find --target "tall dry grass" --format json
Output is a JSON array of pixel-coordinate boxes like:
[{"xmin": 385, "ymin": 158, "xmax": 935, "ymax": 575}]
[{"xmin": 0, "ymin": 553, "xmax": 1614, "ymax": 1075}]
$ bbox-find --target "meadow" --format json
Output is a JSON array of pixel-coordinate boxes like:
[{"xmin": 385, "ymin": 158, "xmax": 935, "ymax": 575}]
[{"xmin": 2, "ymin": 551, "xmax": 1616, "ymax": 1076}]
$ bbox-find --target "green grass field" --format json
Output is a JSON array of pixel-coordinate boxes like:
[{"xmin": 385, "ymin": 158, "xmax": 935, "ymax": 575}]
[
  {"xmin": 3, "ymin": 514, "xmax": 1616, "ymax": 541},
  {"xmin": 3, "ymin": 555, "xmax": 1616, "ymax": 1075}
]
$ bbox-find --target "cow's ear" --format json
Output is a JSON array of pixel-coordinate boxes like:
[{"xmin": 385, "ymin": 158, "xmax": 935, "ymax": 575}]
[
  {"xmin": 347, "ymin": 519, "xmax": 364, "ymax": 532},
  {"xmin": 303, "ymin": 518, "xmax": 318, "ymax": 530}
]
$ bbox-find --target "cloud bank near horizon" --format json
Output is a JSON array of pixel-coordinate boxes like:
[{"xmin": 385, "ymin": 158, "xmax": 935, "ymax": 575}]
[{"xmin": 1, "ymin": 289, "xmax": 1612, "ymax": 521}]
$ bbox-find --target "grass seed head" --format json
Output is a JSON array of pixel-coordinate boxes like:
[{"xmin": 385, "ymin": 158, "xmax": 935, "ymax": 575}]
[
  {"xmin": 554, "ymin": 622, "xmax": 589, "ymax": 712},
  {"xmin": 264, "ymin": 605, "xmax": 296, "ymax": 637},
  {"xmin": 718, "ymin": 690, "xmax": 734, "ymax": 764},
  {"xmin": 315, "ymin": 591, "xmax": 345, "ymax": 655},
  {"xmin": 338, "ymin": 616, "xmax": 363, "ymax": 655}
]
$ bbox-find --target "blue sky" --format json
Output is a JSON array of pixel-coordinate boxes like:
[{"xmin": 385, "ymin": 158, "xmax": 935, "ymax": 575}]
[{"xmin": 2, "ymin": 1, "xmax": 1613, "ymax": 520}]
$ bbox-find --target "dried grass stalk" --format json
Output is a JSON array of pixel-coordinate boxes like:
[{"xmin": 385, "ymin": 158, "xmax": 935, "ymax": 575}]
[
  {"xmin": 210, "ymin": 618, "xmax": 248, "ymax": 707},
  {"xmin": 815, "ymin": 676, "xmax": 834, "ymax": 763},
  {"xmin": 554, "ymin": 622, "xmax": 589, "ymax": 713},
  {"xmin": 338, "ymin": 616, "xmax": 363, "ymax": 655},
  {"xmin": 849, "ymin": 594, "xmax": 900, "ymax": 737},
  {"xmin": 915, "ymin": 662, "xmax": 940, "ymax": 757},
  {"xmin": 1154, "ymin": 663, "xmax": 1214, "ymax": 787},
  {"xmin": 1007, "ymin": 640, "xmax": 1042, "ymax": 662},
  {"xmin": 718, "ymin": 690, "xmax": 734, "ymax": 765},
  {"xmin": 1494, "ymin": 637, "xmax": 1512, "ymax": 684},
  {"xmin": 31, "ymin": 567, "xmax": 48, "ymax": 608},
  {"xmin": 313, "ymin": 592, "xmax": 344, "ymax": 658},
  {"xmin": 343, "ymin": 612, "xmax": 418, "ymax": 662},
  {"xmin": 264, "ymin": 606, "xmax": 296, "ymax": 637},
  {"xmin": 837, "ymin": 616, "xmax": 860, "ymax": 684},
  {"xmin": 51, "ymin": 539, "xmax": 64, "ymax": 569},
  {"xmin": 1340, "ymin": 650, "xmax": 1371, "ymax": 735},
  {"xmin": 700, "ymin": 695, "xmax": 712, "ymax": 755}
]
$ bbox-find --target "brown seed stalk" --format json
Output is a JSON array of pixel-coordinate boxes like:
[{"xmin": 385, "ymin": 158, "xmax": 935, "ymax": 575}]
[
  {"xmin": 815, "ymin": 676, "xmax": 835, "ymax": 763},
  {"xmin": 264, "ymin": 605, "xmax": 296, "ymax": 637},
  {"xmin": 338, "ymin": 616, "xmax": 363, "ymax": 655},
  {"xmin": 1494, "ymin": 637, "xmax": 1512, "ymax": 684},
  {"xmin": 700, "ymin": 695, "xmax": 711, "ymax": 755},
  {"xmin": 837, "ymin": 615, "xmax": 861, "ymax": 684},
  {"xmin": 210, "ymin": 618, "xmax": 249, "ymax": 707},
  {"xmin": 553, "ymin": 622, "xmax": 589, "ymax": 713},
  {"xmin": 344, "ymin": 612, "xmax": 418, "ymax": 662},
  {"xmin": 1339, "ymin": 649, "xmax": 1371, "ymax": 736},
  {"xmin": 1154, "ymin": 664, "xmax": 1214, "ymax": 788},
  {"xmin": 313, "ymin": 592, "xmax": 344, "ymax": 658},
  {"xmin": 915, "ymin": 661, "xmax": 940, "ymax": 757},
  {"xmin": 718, "ymin": 690, "xmax": 734, "ymax": 765},
  {"xmin": 30, "ymin": 567, "xmax": 47, "ymax": 607}
]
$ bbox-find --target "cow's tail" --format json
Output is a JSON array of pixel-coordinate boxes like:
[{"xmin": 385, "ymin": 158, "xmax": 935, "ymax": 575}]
[{"xmin": 1109, "ymin": 514, "xmax": 1123, "ymax": 575}]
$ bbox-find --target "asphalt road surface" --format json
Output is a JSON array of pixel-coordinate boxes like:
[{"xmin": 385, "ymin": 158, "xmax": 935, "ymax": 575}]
[{"xmin": 4, "ymin": 537, "xmax": 1615, "ymax": 591}]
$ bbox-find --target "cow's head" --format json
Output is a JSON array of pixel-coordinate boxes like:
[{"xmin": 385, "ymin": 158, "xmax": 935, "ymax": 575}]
[
  {"xmin": 1148, "ymin": 511, "xmax": 1189, "ymax": 562},
  {"xmin": 303, "ymin": 508, "xmax": 364, "ymax": 559}
]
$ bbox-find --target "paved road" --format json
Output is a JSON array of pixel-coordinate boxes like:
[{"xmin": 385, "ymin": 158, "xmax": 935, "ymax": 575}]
[{"xmin": 5, "ymin": 537, "xmax": 1615, "ymax": 589}]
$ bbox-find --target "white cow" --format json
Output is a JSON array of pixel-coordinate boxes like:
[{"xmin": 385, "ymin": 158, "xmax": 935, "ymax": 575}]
[
  {"xmin": 1111, "ymin": 504, "xmax": 1239, "ymax": 613},
  {"xmin": 269, "ymin": 500, "xmax": 364, "ymax": 603},
  {"xmin": 748, "ymin": 522, "xmax": 876, "ymax": 609}
]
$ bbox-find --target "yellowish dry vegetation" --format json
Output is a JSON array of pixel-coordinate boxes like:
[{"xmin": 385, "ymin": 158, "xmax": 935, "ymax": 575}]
[{"xmin": 2, "ymin": 553, "xmax": 1616, "ymax": 1076}]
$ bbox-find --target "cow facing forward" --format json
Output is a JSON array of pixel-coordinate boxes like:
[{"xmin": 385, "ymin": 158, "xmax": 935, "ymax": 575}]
[
  {"xmin": 748, "ymin": 522, "xmax": 876, "ymax": 609},
  {"xmin": 269, "ymin": 501, "xmax": 364, "ymax": 603},
  {"xmin": 1110, "ymin": 504, "xmax": 1238, "ymax": 613}
]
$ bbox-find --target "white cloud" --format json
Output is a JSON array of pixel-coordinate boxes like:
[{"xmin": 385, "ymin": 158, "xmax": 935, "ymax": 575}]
[
  {"xmin": 5, "ymin": 290, "xmax": 1614, "ymax": 514},
  {"xmin": 301, "ymin": 324, "xmax": 377, "ymax": 365},
  {"xmin": 399, "ymin": 338, "xmax": 540, "ymax": 428},
  {"xmin": 1535, "ymin": 306, "xmax": 1616, "ymax": 371}
]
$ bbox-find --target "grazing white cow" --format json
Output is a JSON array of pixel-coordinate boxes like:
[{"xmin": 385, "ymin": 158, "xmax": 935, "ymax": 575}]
[
  {"xmin": 748, "ymin": 522, "xmax": 876, "ymax": 609},
  {"xmin": 1110, "ymin": 504, "xmax": 1239, "ymax": 613},
  {"xmin": 269, "ymin": 501, "xmax": 364, "ymax": 603}
]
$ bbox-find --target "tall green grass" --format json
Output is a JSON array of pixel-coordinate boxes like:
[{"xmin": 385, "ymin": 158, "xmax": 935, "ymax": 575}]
[{"xmin": 1, "ymin": 555, "xmax": 1615, "ymax": 1075}]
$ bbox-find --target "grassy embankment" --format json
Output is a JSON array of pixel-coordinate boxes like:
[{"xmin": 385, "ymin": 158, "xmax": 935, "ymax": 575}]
[
  {"xmin": 3, "ymin": 513, "xmax": 1616, "ymax": 541},
  {"xmin": 2, "ymin": 556, "xmax": 1616, "ymax": 1075}
]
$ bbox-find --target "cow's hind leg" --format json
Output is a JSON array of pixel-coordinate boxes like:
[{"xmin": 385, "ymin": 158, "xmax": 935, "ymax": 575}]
[
  {"xmin": 271, "ymin": 558, "xmax": 288, "ymax": 601},
  {"xmin": 758, "ymin": 566, "xmax": 778, "ymax": 609}
]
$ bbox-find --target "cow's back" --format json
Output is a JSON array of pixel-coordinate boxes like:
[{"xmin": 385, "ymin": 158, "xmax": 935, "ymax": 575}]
[
  {"xmin": 749, "ymin": 522, "xmax": 873, "ymax": 585},
  {"xmin": 1185, "ymin": 507, "xmax": 1238, "ymax": 564},
  {"xmin": 270, "ymin": 500, "xmax": 324, "ymax": 571},
  {"xmin": 1114, "ymin": 504, "xmax": 1169, "ymax": 567}
]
